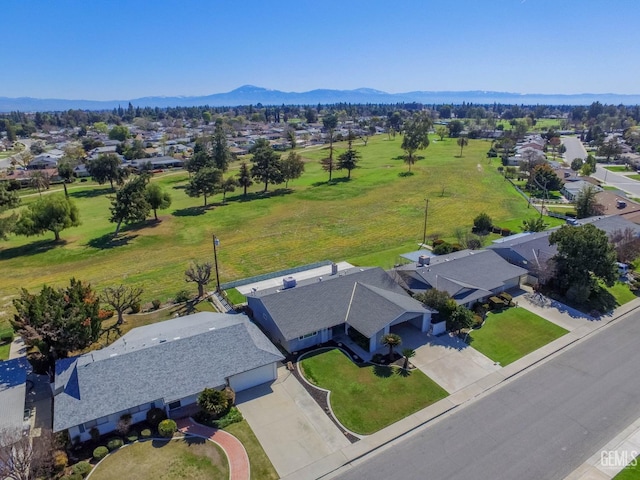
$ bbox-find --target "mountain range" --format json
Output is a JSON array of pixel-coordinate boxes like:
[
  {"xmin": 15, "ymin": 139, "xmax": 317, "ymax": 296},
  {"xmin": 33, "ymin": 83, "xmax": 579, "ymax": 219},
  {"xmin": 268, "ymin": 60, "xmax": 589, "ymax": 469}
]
[{"xmin": 1, "ymin": 85, "xmax": 640, "ymax": 112}]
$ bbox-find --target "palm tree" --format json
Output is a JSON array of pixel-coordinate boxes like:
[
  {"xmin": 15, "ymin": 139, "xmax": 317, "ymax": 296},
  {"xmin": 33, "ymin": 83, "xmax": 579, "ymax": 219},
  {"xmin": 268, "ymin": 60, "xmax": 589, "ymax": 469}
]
[
  {"xmin": 402, "ymin": 348, "xmax": 416, "ymax": 369},
  {"xmin": 381, "ymin": 333, "xmax": 402, "ymax": 359},
  {"xmin": 457, "ymin": 136, "xmax": 469, "ymax": 157}
]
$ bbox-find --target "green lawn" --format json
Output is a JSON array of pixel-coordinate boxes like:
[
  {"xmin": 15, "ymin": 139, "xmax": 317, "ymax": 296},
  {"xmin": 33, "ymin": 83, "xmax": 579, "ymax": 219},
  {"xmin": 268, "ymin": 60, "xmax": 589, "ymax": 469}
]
[
  {"xmin": 603, "ymin": 165, "xmax": 630, "ymax": 172},
  {"xmin": 223, "ymin": 420, "xmax": 279, "ymax": 480},
  {"xmin": 0, "ymin": 135, "xmax": 542, "ymax": 330},
  {"xmin": 606, "ymin": 282, "xmax": 637, "ymax": 306},
  {"xmin": 224, "ymin": 288, "xmax": 246, "ymax": 305},
  {"xmin": 299, "ymin": 348, "xmax": 448, "ymax": 435},
  {"xmin": 627, "ymin": 175, "xmax": 640, "ymax": 181},
  {"xmin": 614, "ymin": 457, "xmax": 640, "ymax": 479},
  {"xmin": 88, "ymin": 438, "xmax": 229, "ymax": 480},
  {"xmin": 468, "ymin": 308, "xmax": 568, "ymax": 366},
  {"xmin": 0, "ymin": 342, "xmax": 10, "ymax": 361}
]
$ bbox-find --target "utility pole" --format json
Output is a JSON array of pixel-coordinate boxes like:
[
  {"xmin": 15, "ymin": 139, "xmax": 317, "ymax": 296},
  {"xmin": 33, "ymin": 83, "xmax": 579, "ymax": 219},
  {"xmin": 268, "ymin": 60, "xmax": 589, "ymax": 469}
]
[
  {"xmin": 212, "ymin": 234, "xmax": 221, "ymax": 293},
  {"xmin": 422, "ymin": 198, "xmax": 429, "ymax": 247}
]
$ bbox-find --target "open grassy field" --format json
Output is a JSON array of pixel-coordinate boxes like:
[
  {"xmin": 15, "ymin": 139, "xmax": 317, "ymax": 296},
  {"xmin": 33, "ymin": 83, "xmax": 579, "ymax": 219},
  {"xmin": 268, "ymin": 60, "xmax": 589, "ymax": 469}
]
[
  {"xmin": 299, "ymin": 348, "xmax": 448, "ymax": 434},
  {"xmin": 88, "ymin": 438, "xmax": 228, "ymax": 480},
  {"xmin": 468, "ymin": 308, "xmax": 568, "ymax": 366},
  {"xmin": 1, "ymin": 135, "xmax": 547, "ymax": 330}
]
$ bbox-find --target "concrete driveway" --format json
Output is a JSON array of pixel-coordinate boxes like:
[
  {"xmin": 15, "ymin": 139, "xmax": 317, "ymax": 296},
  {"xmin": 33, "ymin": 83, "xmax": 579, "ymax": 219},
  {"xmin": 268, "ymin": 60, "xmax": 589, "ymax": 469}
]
[
  {"xmin": 390, "ymin": 324, "xmax": 501, "ymax": 394},
  {"xmin": 235, "ymin": 366, "xmax": 351, "ymax": 478}
]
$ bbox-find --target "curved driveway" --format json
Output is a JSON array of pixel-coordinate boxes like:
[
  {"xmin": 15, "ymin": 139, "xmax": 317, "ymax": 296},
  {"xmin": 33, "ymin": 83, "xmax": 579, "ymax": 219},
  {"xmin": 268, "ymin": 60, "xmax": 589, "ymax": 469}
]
[{"xmin": 334, "ymin": 308, "xmax": 640, "ymax": 480}]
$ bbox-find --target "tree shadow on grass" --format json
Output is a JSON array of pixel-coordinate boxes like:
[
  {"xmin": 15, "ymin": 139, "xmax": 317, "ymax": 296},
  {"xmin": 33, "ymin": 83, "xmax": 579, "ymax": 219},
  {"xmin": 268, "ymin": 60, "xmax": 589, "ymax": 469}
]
[
  {"xmin": 172, "ymin": 205, "xmax": 211, "ymax": 217},
  {"xmin": 372, "ymin": 365, "xmax": 393, "ymax": 378},
  {"xmin": 151, "ymin": 439, "xmax": 171, "ymax": 448},
  {"xmin": 0, "ymin": 239, "xmax": 64, "ymax": 260},
  {"xmin": 183, "ymin": 436, "xmax": 206, "ymax": 446},
  {"xmin": 68, "ymin": 187, "xmax": 114, "ymax": 199},
  {"xmin": 87, "ymin": 233, "xmax": 138, "ymax": 249},
  {"xmin": 226, "ymin": 188, "xmax": 293, "ymax": 203},
  {"xmin": 311, "ymin": 177, "xmax": 351, "ymax": 187},
  {"xmin": 171, "ymin": 297, "xmax": 209, "ymax": 316},
  {"xmin": 398, "ymin": 171, "xmax": 415, "ymax": 177},
  {"xmin": 395, "ymin": 367, "xmax": 412, "ymax": 378}
]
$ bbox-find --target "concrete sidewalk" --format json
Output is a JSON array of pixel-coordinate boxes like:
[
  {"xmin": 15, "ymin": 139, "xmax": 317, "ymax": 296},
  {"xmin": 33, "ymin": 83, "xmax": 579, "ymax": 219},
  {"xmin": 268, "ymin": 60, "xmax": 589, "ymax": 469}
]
[{"xmin": 282, "ymin": 296, "xmax": 640, "ymax": 480}]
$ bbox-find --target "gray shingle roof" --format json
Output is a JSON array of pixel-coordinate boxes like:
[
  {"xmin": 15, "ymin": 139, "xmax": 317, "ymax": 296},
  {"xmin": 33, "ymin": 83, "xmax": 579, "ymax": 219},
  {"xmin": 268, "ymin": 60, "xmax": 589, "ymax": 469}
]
[
  {"xmin": 53, "ymin": 312, "xmax": 283, "ymax": 432},
  {"xmin": 0, "ymin": 357, "xmax": 30, "ymax": 443},
  {"xmin": 250, "ymin": 267, "xmax": 431, "ymax": 340},
  {"xmin": 396, "ymin": 250, "xmax": 527, "ymax": 302}
]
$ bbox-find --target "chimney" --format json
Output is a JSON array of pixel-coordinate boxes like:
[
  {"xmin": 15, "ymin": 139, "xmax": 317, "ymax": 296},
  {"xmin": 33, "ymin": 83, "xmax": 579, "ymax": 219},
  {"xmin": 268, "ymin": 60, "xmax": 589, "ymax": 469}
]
[{"xmin": 418, "ymin": 255, "xmax": 431, "ymax": 266}]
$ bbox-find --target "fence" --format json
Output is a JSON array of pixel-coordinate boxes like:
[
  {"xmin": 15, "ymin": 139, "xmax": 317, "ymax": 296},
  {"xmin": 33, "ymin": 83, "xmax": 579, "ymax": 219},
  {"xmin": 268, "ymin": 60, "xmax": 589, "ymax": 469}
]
[{"xmin": 219, "ymin": 260, "xmax": 334, "ymax": 291}]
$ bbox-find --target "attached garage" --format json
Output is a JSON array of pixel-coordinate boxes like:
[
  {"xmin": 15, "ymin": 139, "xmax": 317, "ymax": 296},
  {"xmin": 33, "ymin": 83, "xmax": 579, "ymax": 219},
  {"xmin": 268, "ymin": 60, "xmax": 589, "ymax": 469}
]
[{"xmin": 229, "ymin": 363, "xmax": 278, "ymax": 392}]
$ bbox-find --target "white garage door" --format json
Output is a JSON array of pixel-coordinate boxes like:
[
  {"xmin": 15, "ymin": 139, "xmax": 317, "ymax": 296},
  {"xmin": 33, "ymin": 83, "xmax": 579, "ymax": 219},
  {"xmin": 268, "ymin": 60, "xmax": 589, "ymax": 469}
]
[{"xmin": 228, "ymin": 363, "xmax": 277, "ymax": 392}]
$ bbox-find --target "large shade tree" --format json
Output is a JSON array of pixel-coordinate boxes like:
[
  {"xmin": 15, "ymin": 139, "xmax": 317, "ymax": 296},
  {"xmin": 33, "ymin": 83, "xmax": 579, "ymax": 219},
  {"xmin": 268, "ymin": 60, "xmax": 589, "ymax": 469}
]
[
  {"xmin": 109, "ymin": 176, "xmax": 150, "ymax": 235},
  {"xmin": 11, "ymin": 278, "xmax": 102, "ymax": 370},
  {"xmin": 250, "ymin": 139, "xmax": 283, "ymax": 192},
  {"xmin": 401, "ymin": 112, "xmax": 432, "ymax": 172},
  {"xmin": 0, "ymin": 182, "xmax": 20, "ymax": 240},
  {"xmin": 145, "ymin": 182, "xmax": 172, "ymax": 220},
  {"xmin": 549, "ymin": 224, "xmax": 617, "ymax": 303},
  {"xmin": 185, "ymin": 167, "xmax": 222, "ymax": 206},
  {"xmin": 15, "ymin": 195, "xmax": 80, "ymax": 241}
]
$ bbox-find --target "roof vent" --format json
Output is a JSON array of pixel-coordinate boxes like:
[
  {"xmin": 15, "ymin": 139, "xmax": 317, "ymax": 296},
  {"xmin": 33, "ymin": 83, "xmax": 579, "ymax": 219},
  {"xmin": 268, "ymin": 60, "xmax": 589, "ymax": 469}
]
[
  {"xmin": 283, "ymin": 276, "xmax": 297, "ymax": 289},
  {"xmin": 173, "ymin": 336, "xmax": 180, "ymax": 340},
  {"xmin": 331, "ymin": 263, "xmax": 338, "ymax": 275},
  {"xmin": 159, "ymin": 339, "xmax": 167, "ymax": 343},
  {"xmin": 418, "ymin": 255, "xmax": 431, "ymax": 266},
  {"xmin": 109, "ymin": 353, "xmax": 118, "ymax": 357},
  {"xmin": 318, "ymin": 277, "xmax": 323, "ymax": 282}
]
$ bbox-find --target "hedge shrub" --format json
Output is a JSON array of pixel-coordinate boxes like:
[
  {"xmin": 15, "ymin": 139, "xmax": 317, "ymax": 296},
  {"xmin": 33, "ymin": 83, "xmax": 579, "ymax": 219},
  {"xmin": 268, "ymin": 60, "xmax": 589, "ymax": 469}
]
[
  {"xmin": 107, "ymin": 438, "xmax": 124, "ymax": 451},
  {"xmin": 72, "ymin": 461, "xmax": 92, "ymax": 477},
  {"xmin": 140, "ymin": 428, "xmax": 152, "ymax": 438},
  {"xmin": 53, "ymin": 450, "xmax": 68, "ymax": 472},
  {"xmin": 158, "ymin": 419, "xmax": 177, "ymax": 438},
  {"xmin": 146, "ymin": 407, "xmax": 166, "ymax": 427},
  {"xmin": 126, "ymin": 431, "xmax": 139, "ymax": 443},
  {"xmin": 93, "ymin": 446, "xmax": 109, "ymax": 460}
]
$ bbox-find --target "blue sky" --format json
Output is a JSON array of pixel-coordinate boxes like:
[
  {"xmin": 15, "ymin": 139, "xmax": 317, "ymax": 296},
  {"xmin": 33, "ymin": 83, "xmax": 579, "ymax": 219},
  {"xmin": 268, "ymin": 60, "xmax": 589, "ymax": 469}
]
[{"xmin": 4, "ymin": 0, "xmax": 639, "ymax": 100}]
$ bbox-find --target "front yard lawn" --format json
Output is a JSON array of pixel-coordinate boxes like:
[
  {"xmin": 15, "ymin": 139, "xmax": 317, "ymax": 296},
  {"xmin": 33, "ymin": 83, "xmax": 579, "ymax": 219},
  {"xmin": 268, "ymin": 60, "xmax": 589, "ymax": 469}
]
[
  {"xmin": 606, "ymin": 281, "xmax": 637, "ymax": 306},
  {"xmin": 468, "ymin": 308, "xmax": 568, "ymax": 366},
  {"xmin": 88, "ymin": 438, "xmax": 229, "ymax": 480},
  {"xmin": 223, "ymin": 420, "xmax": 279, "ymax": 480},
  {"xmin": 300, "ymin": 348, "xmax": 448, "ymax": 435},
  {"xmin": 614, "ymin": 456, "xmax": 640, "ymax": 479}
]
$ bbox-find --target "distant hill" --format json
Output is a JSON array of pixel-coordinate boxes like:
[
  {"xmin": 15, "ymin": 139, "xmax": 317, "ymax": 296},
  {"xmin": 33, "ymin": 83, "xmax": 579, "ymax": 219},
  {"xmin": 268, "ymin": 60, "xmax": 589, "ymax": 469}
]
[{"xmin": 1, "ymin": 85, "xmax": 640, "ymax": 112}]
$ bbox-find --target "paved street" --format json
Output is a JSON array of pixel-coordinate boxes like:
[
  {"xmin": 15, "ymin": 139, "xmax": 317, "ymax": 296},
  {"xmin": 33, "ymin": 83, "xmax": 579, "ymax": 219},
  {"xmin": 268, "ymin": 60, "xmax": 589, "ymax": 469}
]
[
  {"xmin": 333, "ymin": 308, "xmax": 640, "ymax": 480},
  {"xmin": 592, "ymin": 164, "xmax": 640, "ymax": 197},
  {"xmin": 562, "ymin": 136, "xmax": 588, "ymax": 163}
]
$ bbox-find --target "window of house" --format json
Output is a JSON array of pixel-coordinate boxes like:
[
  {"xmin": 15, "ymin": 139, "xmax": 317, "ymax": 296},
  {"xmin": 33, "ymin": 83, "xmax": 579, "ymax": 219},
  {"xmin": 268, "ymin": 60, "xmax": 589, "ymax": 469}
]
[
  {"xmin": 168, "ymin": 400, "xmax": 181, "ymax": 410},
  {"xmin": 84, "ymin": 420, "xmax": 97, "ymax": 429},
  {"xmin": 96, "ymin": 416, "xmax": 109, "ymax": 425},
  {"xmin": 298, "ymin": 331, "xmax": 317, "ymax": 340}
]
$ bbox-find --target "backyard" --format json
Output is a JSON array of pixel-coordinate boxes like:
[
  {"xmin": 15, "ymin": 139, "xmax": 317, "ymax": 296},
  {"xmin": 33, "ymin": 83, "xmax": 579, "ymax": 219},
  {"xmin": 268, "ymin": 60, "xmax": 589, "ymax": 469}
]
[
  {"xmin": 299, "ymin": 348, "xmax": 448, "ymax": 435},
  {"xmin": 0, "ymin": 135, "xmax": 549, "ymax": 330},
  {"xmin": 467, "ymin": 308, "xmax": 568, "ymax": 366}
]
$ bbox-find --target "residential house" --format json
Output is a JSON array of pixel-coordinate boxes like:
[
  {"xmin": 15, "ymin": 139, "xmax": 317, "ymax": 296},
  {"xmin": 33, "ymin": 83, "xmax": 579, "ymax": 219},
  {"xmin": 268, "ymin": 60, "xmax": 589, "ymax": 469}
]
[
  {"xmin": 0, "ymin": 357, "xmax": 31, "ymax": 446},
  {"xmin": 53, "ymin": 312, "xmax": 283, "ymax": 442},
  {"xmin": 561, "ymin": 180, "xmax": 602, "ymax": 201},
  {"xmin": 247, "ymin": 267, "xmax": 435, "ymax": 353},
  {"xmin": 393, "ymin": 249, "xmax": 528, "ymax": 308}
]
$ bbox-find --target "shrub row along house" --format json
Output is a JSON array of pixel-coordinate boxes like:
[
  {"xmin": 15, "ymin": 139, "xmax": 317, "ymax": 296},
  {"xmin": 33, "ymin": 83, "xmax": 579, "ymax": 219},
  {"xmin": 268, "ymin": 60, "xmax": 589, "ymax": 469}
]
[{"xmin": 52, "ymin": 312, "xmax": 283, "ymax": 442}]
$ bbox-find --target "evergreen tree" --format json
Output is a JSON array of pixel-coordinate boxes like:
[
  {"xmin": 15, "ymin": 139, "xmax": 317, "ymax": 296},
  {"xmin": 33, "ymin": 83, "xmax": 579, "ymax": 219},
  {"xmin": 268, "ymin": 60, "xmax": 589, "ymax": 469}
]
[
  {"xmin": 337, "ymin": 129, "xmax": 361, "ymax": 179},
  {"xmin": 109, "ymin": 176, "xmax": 150, "ymax": 235}
]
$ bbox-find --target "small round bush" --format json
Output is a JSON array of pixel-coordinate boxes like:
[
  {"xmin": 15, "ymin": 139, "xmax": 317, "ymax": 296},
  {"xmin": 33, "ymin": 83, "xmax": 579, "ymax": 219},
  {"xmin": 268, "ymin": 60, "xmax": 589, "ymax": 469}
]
[
  {"xmin": 175, "ymin": 289, "xmax": 191, "ymax": 303},
  {"xmin": 107, "ymin": 438, "xmax": 124, "ymax": 451},
  {"xmin": 146, "ymin": 407, "xmax": 166, "ymax": 427},
  {"xmin": 158, "ymin": 419, "xmax": 177, "ymax": 438},
  {"xmin": 93, "ymin": 446, "xmax": 109, "ymax": 460},
  {"xmin": 152, "ymin": 299, "xmax": 162, "ymax": 310},
  {"xmin": 126, "ymin": 432, "xmax": 139, "ymax": 443},
  {"xmin": 140, "ymin": 428, "xmax": 152, "ymax": 438},
  {"xmin": 53, "ymin": 450, "xmax": 68, "ymax": 472},
  {"xmin": 72, "ymin": 461, "xmax": 92, "ymax": 477},
  {"xmin": 130, "ymin": 302, "xmax": 141, "ymax": 314}
]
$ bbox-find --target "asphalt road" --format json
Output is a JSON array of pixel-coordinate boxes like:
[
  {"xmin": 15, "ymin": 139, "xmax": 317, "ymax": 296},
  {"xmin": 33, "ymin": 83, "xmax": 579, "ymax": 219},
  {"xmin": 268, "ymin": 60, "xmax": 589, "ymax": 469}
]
[
  {"xmin": 592, "ymin": 165, "xmax": 640, "ymax": 198},
  {"xmin": 561, "ymin": 136, "xmax": 588, "ymax": 163},
  {"xmin": 336, "ymin": 309, "xmax": 640, "ymax": 480}
]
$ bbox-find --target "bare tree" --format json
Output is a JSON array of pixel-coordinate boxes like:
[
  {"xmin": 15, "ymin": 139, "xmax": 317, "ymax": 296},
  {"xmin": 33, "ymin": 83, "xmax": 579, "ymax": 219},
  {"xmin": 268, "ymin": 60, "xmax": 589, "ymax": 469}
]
[
  {"xmin": 185, "ymin": 262, "xmax": 212, "ymax": 298},
  {"xmin": 0, "ymin": 428, "xmax": 55, "ymax": 480},
  {"xmin": 609, "ymin": 227, "xmax": 640, "ymax": 263},
  {"xmin": 101, "ymin": 285, "xmax": 144, "ymax": 325}
]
